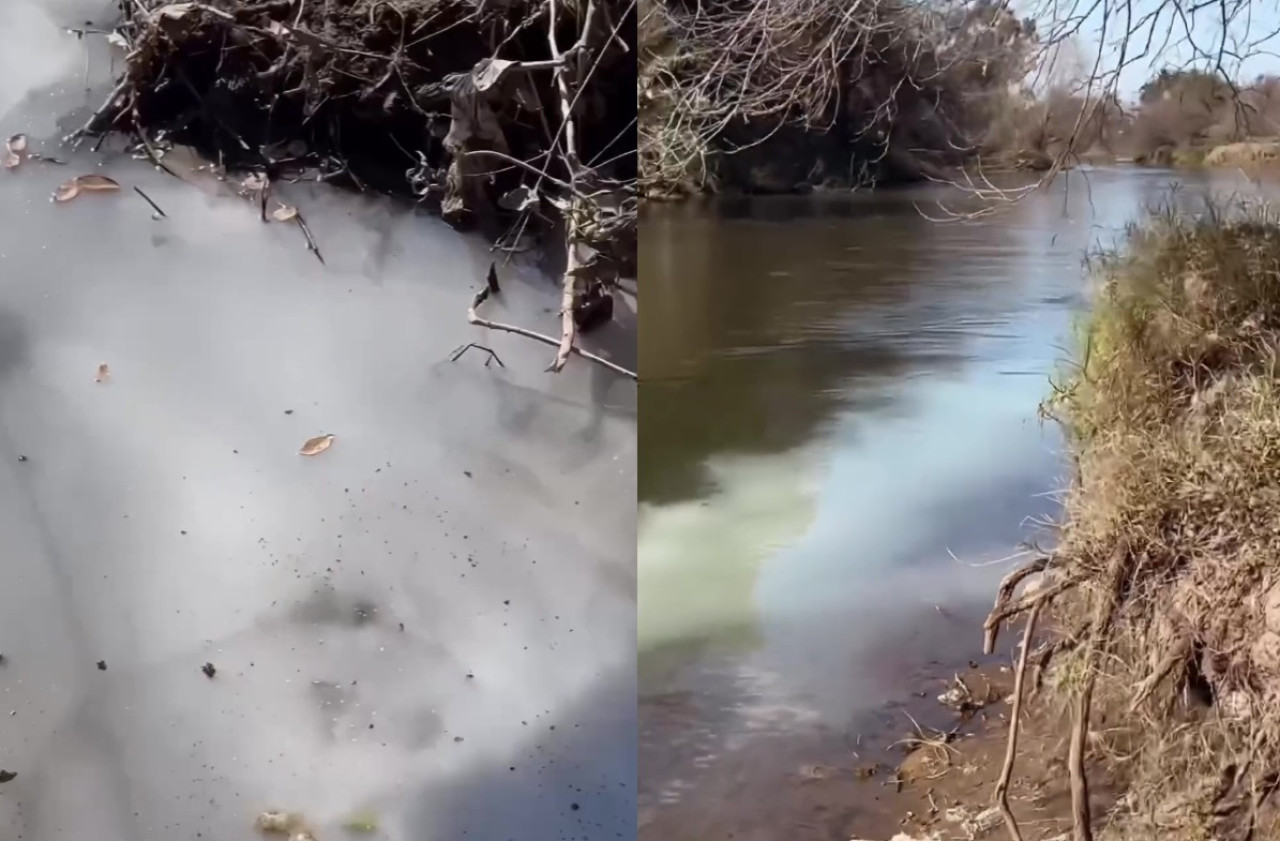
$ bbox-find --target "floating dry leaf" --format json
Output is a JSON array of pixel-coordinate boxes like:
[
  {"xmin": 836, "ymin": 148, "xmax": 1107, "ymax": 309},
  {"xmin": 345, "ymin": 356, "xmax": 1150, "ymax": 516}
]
[
  {"xmin": 95, "ymin": 363, "xmax": 110, "ymax": 382},
  {"xmin": 255, "ymin": 811, "xmax": 306, "ymax": 835},
  {"xmin": 299, "ymin": 434, "xmax": 335, "ymax": 456},
  {"xmin": 54, "ymin": 174, "xmax": 121, "ymax": 203},
  {"xmin": 0, "ymin": 771, "xmax": 15, "ymax": 784},
  {"xmin": 3, "ymin": 134, "xmax": 25, "ymax": 169},
  {"xmin": 53, "ymin": 179, "xmax": 79, "ymax": 202},
  {"xmin": 77, "ymin": 174, "xmax": 121, "ymax": 192},
  {"xmin": 272, "ymin": 203, "xmax": 298, "ymax": 222}
]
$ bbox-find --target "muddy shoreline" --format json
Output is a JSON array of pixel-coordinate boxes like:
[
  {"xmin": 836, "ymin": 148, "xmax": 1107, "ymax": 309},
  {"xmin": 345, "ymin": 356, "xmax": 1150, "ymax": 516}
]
[
  {"xmin": 638, "ymin": 598, "xmax": 1099, "ymax": 841},
  {"xmin": 639, "ymin": 658, "xmax": 1116, "ymax": 841}
]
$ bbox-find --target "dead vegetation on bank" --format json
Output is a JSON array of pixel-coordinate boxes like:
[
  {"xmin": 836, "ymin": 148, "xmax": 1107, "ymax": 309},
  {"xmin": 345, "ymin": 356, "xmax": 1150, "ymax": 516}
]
[
  {"xmin": 639, "ymin": 0, "xmax": 1039, "ymax": 197},
  {"xmin": 74, "ymin": 0, "xmax": 636, "ymax": 374},
  {"xmin": 983, "ymin": 204, "xmax": 1280, "ymax": 841}
]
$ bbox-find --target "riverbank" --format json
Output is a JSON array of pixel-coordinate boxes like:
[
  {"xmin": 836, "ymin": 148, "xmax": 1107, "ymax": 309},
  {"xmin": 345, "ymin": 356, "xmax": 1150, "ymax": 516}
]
[
  {"xmin": 77, "ymin": 0, "xmax": 636, "ymax": 369},
  {"xmin": 869, "ymin": 201, "xmax": 1280, "ymax": 841},
  {"xmin": 1135, "ymin": 139, "xmax": 1280, "ymax": 170},
  {"xmin": 641, "ymin": 138, "xmax": 1280, "ymax": 200}
]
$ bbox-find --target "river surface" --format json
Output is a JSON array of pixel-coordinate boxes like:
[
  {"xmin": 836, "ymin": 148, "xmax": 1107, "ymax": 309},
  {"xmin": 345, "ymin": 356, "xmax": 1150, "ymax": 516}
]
[
  {"xmin": 637, "ymin": 167, "xmax": 1259, "ymax": 840},
  {"xmin": 0, "ymin": 3, "xmax": 636, "ymax": 840}
]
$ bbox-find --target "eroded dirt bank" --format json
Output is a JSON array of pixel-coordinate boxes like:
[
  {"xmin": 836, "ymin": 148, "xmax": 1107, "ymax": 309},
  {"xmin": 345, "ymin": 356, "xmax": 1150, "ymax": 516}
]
[{"xmin": 863, "ymin": 204, "xmax": 1280, "ymax": 841}]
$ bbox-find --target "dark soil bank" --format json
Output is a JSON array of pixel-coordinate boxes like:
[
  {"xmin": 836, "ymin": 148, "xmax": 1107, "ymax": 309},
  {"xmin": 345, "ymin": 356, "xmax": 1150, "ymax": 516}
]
[{"xmin": 87, "ymin": 0, "xmax": 635, "ymax": 269}]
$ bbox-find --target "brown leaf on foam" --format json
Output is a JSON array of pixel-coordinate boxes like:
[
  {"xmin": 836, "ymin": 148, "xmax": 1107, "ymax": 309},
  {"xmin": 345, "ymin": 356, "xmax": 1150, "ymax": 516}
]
[
  {"xmin": 95, "ymin": 363, "xmax": 110, "ymax": 382},
  {"xmin": 54, "ymin": 174, "xmax": 120, "ymax": 202},
  {"xmin": 53, "ymin": 179, "xmax": 79, "ymax": 202},
  {"xmin": 298, "ymin": 434, "xmax": 335, "ymax": 456},
  {"xmin": 77, "ymin": 174, "xmax": 121, "ymax": 191}
]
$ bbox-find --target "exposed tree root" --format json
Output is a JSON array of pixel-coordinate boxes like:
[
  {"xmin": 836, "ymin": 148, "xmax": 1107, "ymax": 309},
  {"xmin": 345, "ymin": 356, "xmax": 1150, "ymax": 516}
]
[
  {"xmin": 978, "ymin": 206, "xmax": 1280, "ymax": 841},
  {"xmin": 995, "ymin": 597, "xmax": 1043, "ymax": 841}
]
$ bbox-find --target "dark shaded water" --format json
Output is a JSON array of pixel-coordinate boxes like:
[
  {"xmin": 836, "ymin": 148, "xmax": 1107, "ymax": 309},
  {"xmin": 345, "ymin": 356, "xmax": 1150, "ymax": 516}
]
[{"xmin": 637, "ymin": 168, "xmax": 1258, "ymax": 840}]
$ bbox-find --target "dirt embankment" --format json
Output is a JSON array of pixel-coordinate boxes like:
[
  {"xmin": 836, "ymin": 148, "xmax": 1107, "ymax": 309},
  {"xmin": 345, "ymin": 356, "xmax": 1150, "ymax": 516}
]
[
  {"xmin": 100, "ymin": 0, "xmax": 635, "ymax": 225},
  {"xmin": 872, "ymin": 205, "xmax": 1280, "ymax": 841},
  {"xmin": 845, "ymin": 204, "xmax": 1280, "ymax": 841}
]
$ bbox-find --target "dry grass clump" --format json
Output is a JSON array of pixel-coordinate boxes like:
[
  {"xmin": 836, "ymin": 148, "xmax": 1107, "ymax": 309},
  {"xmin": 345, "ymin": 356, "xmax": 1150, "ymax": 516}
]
[
  {"xmin": 1203, "ymin": 141, "xmax": 1280, "ymax": 169},
  {"xmin": 994, "ymin": 203, "xmax": 1280, "ymax": 841}
]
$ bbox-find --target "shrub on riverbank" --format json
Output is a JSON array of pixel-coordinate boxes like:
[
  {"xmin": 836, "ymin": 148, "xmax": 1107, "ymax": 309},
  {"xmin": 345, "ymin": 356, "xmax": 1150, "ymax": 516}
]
[
  {"xmin": 1126, "ymin": 70, "xmax": 1280, "ymax": 169},
  {"xmin": 639, "ymin": 0, "xmax": 1039, "ymax": 196},
  {"xmin": 1008, "ymin": 205, "xmax": 1280, "ymax": 839}
]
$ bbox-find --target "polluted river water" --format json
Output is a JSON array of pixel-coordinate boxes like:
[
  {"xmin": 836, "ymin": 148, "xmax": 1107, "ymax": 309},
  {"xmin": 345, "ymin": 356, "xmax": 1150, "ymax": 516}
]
[
  {"xmin": 637, "ymin": 168, "xmax": 1266, "ymax": 840},
  {"xmin": 0, "ymin": 2, "xmax": 637, "ymax": 840}
]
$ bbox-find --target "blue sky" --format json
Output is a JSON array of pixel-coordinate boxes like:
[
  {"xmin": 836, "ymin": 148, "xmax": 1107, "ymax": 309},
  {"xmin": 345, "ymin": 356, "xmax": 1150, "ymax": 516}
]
[{"xmin": 1020, "ymin": 0, "xmax": 1280, "ymax": 99}]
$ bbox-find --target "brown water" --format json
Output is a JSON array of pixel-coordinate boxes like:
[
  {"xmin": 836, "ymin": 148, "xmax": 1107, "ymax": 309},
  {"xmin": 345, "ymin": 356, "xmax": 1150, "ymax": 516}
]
[{"xmin": 637, "ymin": 169, "xmax": 1260, "ymax": 840}]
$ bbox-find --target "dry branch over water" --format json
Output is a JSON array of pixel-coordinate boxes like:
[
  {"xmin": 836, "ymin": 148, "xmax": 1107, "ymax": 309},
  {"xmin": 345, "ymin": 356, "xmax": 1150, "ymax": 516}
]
[
  {"xmin": 79, "ymin": 0, "xmax": 636, "ymax": 371},
  {"xmin": 982, "ymin": 204, "xmax": 1280, "ymax": 841}
]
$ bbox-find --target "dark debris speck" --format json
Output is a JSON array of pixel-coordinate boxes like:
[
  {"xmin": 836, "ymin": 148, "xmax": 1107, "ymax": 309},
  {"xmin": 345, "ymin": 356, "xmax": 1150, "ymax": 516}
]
[{"xmin": 201, "ymin": 662, "xmax": 216, "ymax": 678}]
